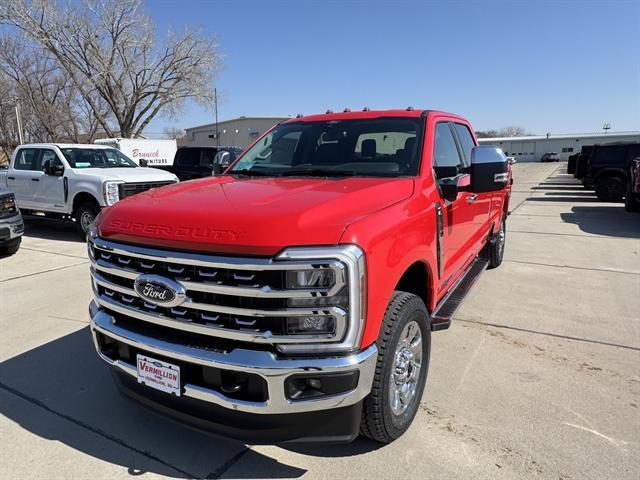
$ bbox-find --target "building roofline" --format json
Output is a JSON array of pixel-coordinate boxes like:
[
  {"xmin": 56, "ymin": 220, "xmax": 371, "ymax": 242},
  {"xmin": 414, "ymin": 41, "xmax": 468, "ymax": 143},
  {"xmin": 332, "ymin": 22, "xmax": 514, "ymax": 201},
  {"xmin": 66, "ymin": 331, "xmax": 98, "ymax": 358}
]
[
  {"xmin": 478, "ymin": 131, "xmax": 640, "ymax": 142},
  {"xmin": 185, "ymin": 116, "xmax": 290, "ymax": 131}
]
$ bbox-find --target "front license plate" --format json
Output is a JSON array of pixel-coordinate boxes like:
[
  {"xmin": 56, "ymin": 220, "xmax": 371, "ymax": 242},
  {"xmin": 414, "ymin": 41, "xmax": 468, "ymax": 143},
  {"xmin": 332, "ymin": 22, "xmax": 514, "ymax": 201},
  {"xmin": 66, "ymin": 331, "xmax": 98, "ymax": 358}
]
[{"xmin": 136, "ymin": 354, "xmax": 181, "ymax": 396}]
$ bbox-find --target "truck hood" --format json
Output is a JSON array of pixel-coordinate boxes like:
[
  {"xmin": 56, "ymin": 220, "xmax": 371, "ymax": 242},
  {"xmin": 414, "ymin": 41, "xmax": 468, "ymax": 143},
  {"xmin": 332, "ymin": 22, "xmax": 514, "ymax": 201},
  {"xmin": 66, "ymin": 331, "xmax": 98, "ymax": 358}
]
[
  {"xmin": 98, "ymin": 176, "xmax": 415, "ymax": 255},
  {"xmin": 73, "ymin": 167, "xmax": 177, "ymax": 183}
]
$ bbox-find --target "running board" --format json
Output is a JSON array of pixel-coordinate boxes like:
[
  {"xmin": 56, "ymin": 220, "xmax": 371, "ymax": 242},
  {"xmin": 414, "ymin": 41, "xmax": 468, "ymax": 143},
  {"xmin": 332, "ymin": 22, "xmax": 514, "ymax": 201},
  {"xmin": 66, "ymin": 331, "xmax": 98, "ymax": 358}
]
[{"xmin": 431, "ymin": 258, "xmax": 489, "ymax": 331}]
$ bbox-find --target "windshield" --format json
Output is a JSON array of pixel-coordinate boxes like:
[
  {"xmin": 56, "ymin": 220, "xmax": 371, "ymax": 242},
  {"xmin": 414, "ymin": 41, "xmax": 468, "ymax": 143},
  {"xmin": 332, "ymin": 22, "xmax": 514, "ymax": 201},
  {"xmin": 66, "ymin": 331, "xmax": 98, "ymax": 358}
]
[
  {"xmin": 228, "ymin": 118, "xmax": 423, "ymax": 177},
  {"xmin": 61, "ymin": 148, "xmax": 137, "ymax": 168}
]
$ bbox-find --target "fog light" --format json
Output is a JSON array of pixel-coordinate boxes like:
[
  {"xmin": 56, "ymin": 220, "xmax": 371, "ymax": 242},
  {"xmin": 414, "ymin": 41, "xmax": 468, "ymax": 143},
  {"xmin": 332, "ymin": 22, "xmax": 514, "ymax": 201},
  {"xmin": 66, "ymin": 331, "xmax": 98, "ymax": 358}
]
[
  {"xmin": 286, "ymin": 269, "xmax": 335, "ymax": 289},
  {"xmin": 286, "ymin": 316, "xmax": 335, "ymax": 335}
]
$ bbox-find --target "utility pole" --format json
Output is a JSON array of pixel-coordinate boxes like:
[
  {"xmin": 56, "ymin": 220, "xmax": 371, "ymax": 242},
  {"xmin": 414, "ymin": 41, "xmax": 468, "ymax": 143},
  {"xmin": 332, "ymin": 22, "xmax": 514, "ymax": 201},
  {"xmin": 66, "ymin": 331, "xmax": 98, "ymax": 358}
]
[
  {"xmin": 14, "ymin": 100, "xmax": 24, "ymax": 145},
  {"xmin": 214, "ymin": 88, "xmax": 219, "ymax": 147}
]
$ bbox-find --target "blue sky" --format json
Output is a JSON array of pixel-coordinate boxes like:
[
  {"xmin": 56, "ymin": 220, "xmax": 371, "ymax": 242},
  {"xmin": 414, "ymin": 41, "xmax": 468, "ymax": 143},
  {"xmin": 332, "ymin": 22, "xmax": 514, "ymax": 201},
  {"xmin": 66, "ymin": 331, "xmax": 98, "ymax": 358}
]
[{"xmin": 146, "ymin": 0, "xmax": 640, "ymax": 136}]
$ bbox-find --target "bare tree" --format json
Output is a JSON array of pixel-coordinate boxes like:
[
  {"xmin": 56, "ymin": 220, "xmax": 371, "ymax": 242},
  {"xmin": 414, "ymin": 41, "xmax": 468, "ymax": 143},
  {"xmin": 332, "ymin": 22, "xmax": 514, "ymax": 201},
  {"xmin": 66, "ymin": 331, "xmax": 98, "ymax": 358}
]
[
  {"xmin": 1, "ymin": 0, "xmax": 221, "ymax": 138},
  {"xmin": 163, "ymin": 126, "xmax": 185, "ymax": 140},
  {"xmin": 476, "ymin": 126, "xmax": 530, "ymax": 138}
]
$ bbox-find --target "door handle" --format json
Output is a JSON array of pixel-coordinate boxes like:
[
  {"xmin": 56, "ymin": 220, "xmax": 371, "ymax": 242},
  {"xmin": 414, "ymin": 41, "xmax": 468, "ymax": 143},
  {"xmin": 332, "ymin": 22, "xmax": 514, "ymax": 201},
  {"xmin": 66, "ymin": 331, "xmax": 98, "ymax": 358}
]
[
  {"xmin": 467, "ymin": 194, "xmax": 478, "ymax": 204},
  {"xmin": 8, "ymin": 176, "xmax": 15, "ymax": 180},
  {"xmin": 31, "ymin": 178, "xmax": 40, "ymax": 182}
]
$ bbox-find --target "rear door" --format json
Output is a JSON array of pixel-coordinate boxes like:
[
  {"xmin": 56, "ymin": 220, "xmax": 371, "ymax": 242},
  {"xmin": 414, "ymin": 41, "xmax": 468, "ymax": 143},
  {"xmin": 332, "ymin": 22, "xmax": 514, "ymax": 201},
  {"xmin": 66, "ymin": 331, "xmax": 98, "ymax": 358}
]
[{"xmin": 7, "ymin": 148, "xmax": 42, "ymax": 209}]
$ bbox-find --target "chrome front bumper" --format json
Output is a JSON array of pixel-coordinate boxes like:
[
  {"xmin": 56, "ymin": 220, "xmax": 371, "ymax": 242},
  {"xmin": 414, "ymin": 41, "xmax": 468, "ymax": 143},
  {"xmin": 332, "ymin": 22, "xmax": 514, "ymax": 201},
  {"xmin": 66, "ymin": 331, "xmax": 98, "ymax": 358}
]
[{"xmin": 89, "ymin": 301, "xmax": 378, "ymax": 415}]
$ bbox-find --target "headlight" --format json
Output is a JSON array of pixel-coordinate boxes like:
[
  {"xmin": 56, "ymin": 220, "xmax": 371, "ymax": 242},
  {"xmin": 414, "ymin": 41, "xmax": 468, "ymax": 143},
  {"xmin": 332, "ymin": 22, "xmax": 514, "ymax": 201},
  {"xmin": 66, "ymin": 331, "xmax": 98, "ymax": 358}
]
[
  {"xmin": 103, "ymin": 180, "xmax": 123, "ymax": 206},
  {"xmin": 285, "ymin": 269, "xmax": 336, "ymax": 289},
  {"xmin": 276, "ymin": 245, "xmax": 366, "ymax": 354}
]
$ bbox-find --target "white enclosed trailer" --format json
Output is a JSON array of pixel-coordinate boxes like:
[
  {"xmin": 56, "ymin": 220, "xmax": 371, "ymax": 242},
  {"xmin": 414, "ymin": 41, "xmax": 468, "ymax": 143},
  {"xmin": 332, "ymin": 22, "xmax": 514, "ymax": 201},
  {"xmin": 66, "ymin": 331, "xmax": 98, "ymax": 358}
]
[{"xmin": 94, "ymin": 138, "xmax": 177, "ymax": 166}]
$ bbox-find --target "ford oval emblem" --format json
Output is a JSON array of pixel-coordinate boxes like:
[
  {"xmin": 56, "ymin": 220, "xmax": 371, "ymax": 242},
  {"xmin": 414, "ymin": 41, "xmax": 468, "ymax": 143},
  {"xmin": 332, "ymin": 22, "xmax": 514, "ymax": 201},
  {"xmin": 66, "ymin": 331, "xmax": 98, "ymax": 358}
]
[{"xmin": 134, "ymin": 274, "xmax": 186, "ymax": 308}]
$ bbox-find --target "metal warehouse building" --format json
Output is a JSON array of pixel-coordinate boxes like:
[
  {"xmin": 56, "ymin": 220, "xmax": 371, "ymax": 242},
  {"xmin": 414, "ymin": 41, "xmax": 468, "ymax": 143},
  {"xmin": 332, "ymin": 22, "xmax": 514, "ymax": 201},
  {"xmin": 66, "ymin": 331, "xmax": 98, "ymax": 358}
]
[
  {"xmin": 183, "ymin": 116, "xmax": 288, "ymax": 148},
  {"xmin": 478, "ymin": 131, "xmax": 640, "ymax": 162}
]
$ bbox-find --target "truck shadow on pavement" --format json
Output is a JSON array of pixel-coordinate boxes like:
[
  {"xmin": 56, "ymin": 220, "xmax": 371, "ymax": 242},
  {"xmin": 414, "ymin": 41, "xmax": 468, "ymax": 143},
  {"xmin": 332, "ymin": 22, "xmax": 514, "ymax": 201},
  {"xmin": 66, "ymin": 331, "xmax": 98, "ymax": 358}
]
[
  {"xmin": 21, "ymin": 216, "xmax": 83, "ymax": 243},
  {"xmin": 0, "ymin": 327, "xmax": 381, "ymax": 478},
  {"xmin": 560, "ymin": 206, "xmax": 640, "ymax": 239}
]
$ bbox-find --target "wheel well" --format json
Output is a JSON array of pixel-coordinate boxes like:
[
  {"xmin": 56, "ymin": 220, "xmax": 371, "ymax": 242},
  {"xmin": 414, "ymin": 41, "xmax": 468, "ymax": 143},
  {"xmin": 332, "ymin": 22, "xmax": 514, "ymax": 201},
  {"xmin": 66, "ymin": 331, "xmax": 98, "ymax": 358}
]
[
  {"xmin": 394, "ymin": 262, "xmax": 430, "ymax": 309},
  {"xmin": 595, "ymin": 170, "xmax": 627, "ymax": 183},
  {"xmin": 72, "ymin": 192, "xmax": 100, "ymax": 217}
]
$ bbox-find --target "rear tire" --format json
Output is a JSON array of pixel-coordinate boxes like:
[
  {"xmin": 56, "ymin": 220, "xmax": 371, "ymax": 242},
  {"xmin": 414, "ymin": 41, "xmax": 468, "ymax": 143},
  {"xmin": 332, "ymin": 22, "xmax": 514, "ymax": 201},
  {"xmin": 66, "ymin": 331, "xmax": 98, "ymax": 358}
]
[
  {"xmin": 360, "ymin": 292, "xmax": 431, "ymax": 443},
  {"xmin": 74, "ymin": 202, "xmax": 100, "ymax": 239},
  {"xmin": 595, "ymin": 176, "xmax": 625, "ymax": 202},
  {"xmin": 481, "ymin": 216, "xmax": 506, "ymax": 269}
]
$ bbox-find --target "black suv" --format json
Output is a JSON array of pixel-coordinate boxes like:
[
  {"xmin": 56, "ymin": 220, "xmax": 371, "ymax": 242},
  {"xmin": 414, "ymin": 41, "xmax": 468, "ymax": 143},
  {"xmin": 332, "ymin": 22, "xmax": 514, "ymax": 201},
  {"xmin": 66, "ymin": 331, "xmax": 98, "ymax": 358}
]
[
  {"xmin": 583, "ymin": 143, "xmax": 640, "ymax": 201},
  {"xmin": 157, "ymin": 146, "xmax": 243, "ymax": 181}
]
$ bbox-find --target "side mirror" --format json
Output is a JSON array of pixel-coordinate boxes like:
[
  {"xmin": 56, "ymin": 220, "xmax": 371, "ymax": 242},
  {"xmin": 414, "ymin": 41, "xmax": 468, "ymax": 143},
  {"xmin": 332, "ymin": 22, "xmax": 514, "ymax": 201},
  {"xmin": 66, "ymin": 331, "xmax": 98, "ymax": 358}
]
[
  {"xmin": 439, "ymin": 173, "xmax": 471, "ymax": 202},
  {"xmin": 213, "ymin": 150, "xmax": 231, "ymax": 175},
  {"xmin": 139, "ymin": 158, "xmax": 149, "ymax": 167},
  {"xmin": 470, "ymin": 146, "xmax": 509, "ymax": 193},
  {"xmin": 44, "ymin": 161, "xmax": 65, "ymax": 176}
]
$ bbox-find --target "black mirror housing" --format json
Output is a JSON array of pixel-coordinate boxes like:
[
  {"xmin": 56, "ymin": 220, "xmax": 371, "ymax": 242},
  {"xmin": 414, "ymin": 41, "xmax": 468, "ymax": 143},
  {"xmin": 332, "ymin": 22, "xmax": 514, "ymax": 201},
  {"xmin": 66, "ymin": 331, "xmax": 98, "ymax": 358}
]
[
  {"xmin": 470, "ymin": 146, "xmax": 509, "ymax": 193},
  {"xmin": 44, "ymin": 162, "xmax": 65, "ymax": 176},
  {"xmin": 438, "ymin": 173, "xmax": 471, "ymax": 202}
]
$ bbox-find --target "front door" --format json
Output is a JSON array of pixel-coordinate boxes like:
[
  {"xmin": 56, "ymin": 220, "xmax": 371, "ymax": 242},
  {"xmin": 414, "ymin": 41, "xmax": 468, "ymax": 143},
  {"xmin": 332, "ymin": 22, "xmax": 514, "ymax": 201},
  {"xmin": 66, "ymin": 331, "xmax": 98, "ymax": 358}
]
[
  {"xmin": 34, "ymin": 149, "xmax": 67, "ymax": 212},
  {"xmin": 432, "ymin": 121, "xmax": 475, "ymax": 291}
]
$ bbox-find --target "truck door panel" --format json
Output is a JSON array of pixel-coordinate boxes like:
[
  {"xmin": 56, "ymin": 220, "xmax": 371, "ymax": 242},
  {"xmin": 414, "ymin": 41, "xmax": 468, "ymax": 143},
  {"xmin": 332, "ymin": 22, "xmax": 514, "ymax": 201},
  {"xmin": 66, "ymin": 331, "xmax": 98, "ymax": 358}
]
[{"xmin": 34, "ymin": 149, "xmax": 67, "ymax": 212}]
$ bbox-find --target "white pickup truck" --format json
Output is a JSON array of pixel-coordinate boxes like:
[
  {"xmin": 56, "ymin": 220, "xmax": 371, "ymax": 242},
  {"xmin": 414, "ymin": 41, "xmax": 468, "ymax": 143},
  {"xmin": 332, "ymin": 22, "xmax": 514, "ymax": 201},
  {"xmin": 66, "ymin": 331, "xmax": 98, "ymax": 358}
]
[{"xmin": 0, "ymin": 143, "xmax": 178, "ymax": 237}]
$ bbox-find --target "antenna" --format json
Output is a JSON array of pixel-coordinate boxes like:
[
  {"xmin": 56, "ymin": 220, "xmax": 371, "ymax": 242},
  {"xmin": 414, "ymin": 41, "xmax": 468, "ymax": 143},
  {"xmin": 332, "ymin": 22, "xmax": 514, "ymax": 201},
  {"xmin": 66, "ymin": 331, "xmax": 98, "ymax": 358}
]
[{"xmin": 602, "ymin": 123, "xmax": 611, "ymax": 134}]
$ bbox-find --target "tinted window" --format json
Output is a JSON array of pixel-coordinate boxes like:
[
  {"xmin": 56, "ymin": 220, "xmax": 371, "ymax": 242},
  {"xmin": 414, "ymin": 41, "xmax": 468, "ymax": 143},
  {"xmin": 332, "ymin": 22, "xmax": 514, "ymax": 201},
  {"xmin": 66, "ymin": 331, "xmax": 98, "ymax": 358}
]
[
  {"xmin": 593, "ymin": 146, "xmax": 626, "ymax": 165},
  {"xmin": 200, "ymin": 149, "xmax": 216, "ymax": 167},
  {"xmin": 453, "ymin": 123, "xmax": 476, "ymax": 164},
  {"xmin": 176, "ymin": 149, "xmax": 201, "ymax": 167},
  {"xmin": 14, "ymin": 149, "xmax": 40, "ymax": 171},
  {"xmin": 433, "ymin": 123, "xmax": 463, "ymax": 170}
]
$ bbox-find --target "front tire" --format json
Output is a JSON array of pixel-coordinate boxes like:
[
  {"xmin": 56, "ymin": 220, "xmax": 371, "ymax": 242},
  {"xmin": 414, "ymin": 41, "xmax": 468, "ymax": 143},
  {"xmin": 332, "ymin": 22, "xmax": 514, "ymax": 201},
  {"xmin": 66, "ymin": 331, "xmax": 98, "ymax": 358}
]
[
  {"xmin": 360, "ymin": 292, "xmax": 431, "ymax": 443},
  {"xmin": 0, "ymin": 238, "xmax": 21, "ymax": 256},
  {"xmin": 74, "ymin": 202, "xmax": 100, "ymax": 238}
]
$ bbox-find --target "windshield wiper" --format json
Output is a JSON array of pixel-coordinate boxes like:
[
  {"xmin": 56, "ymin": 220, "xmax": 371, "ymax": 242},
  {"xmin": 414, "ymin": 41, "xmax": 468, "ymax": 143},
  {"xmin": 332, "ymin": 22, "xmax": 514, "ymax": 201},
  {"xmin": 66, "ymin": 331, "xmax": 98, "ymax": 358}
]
[
  {"xmin": 229, "ymin": 169, "xmax": 283, "ymax": 177},
  {"xmin": 281, "ymin": 168, "xmax": 356, "ymax": 177}
]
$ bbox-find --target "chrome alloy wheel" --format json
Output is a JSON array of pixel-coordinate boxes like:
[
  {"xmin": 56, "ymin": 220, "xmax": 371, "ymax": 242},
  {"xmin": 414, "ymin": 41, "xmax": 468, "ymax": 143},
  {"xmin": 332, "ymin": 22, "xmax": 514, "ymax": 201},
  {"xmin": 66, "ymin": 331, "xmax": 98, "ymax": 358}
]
[
  {"xmin": 497, "ymin": 219, "xmax": 506, "ymax": 257},
  {"xmin": 80, "ymin": 211, "xmax": 95, "ymax": 233},
  {"xmin": 389, "ymin": 320, "xmax": 422, "ymax": 416}
]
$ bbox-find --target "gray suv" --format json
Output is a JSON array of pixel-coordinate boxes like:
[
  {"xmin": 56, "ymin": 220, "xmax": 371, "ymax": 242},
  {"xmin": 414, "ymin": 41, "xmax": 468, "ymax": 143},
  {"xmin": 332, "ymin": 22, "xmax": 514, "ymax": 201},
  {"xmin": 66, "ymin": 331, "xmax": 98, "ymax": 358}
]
[{"xmin": 0, "ymin": 188, "xmax": 24, "ymax": 256}]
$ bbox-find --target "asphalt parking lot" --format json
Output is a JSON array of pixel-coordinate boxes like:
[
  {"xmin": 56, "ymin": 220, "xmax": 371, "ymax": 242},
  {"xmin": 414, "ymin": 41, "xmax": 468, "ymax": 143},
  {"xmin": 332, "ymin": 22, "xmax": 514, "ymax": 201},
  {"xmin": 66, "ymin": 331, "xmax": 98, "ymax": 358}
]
[{"xmin": 1, "ymin": 162, "xmax": 638, "ymax": 480}]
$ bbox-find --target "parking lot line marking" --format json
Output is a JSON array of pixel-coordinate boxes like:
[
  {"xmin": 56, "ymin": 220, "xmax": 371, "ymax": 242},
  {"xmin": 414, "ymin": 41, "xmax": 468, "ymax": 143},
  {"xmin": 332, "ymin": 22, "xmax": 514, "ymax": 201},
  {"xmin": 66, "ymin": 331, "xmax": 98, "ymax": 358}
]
[
  {"xmin": 206, "ymin": 448, "xmax": 251, "ymax": 479},
  {"xmin": 0, "ymin": 381, "xmax": 196, "ymax": 479},
  {"xmin": 0, "ymin": 261, "xmax": 89, "ymax": 283},
  {"xmin": 455, "ymin": 318, "xmax": 640, "ymax": 352},
  {"xmin": 504, "ymin": 259, "xmax": 639, "ymax": 276},
  {"xmin": 20, "ymin": 246, "xmax": 88, "ymax": 260}
]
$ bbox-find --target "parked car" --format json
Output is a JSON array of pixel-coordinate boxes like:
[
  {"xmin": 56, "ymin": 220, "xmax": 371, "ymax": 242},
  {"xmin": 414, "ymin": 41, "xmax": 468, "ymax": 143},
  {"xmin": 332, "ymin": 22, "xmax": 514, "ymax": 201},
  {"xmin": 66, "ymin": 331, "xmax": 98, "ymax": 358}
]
[
  {"xmin": 582, "ymin": 143, "xmax": 640, "ymax": 201},
  {"xmin": 156, "ymin": 146, "xmax": 244, "ymax": 181},
  {"xmin": 625, "ymin": 157, "xmax": 640, "ymax": 212},
  {"xmin": 87, "ymin": 109, "xmax": 512, "ymax": 444},
  {"xmin": 0, "ymin": 188, "xmax": 24, "ymax": 256},
  {"xmin": 0, "ymin": 144, "xmax": 178, "ymax": 237},
  {"xmin": 541, "ymin": 152, "xmax": 560, "ymax": 162}
]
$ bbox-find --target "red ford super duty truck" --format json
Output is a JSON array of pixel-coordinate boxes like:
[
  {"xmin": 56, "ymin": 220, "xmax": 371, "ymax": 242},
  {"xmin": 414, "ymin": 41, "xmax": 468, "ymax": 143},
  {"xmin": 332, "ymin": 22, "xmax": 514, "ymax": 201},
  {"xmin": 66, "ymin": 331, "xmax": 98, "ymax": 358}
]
[{"xmin": 87, "ymin": 109, "xmax": 512, "ymax": 444}]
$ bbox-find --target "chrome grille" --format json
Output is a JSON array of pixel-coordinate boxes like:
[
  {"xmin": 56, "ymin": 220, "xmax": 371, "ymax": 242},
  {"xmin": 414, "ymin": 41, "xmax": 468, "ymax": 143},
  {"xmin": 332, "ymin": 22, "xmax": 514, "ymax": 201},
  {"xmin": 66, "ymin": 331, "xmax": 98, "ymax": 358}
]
[
  {"xmin": 118, "ymin": 181, "xmax": 175, "ymax": 199},
  {"xmin": 88, "ymin": 237, "xmax": 350, "ymax": 347}
]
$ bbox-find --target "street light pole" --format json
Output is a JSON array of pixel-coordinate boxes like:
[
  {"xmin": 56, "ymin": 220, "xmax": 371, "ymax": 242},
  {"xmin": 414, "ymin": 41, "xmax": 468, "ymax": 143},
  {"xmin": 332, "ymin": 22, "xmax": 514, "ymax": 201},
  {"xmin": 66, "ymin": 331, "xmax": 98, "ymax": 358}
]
[
  {"xmin": 14, "ymin": 101, "xmax": 24, "ymax": 145},
  {"xmin": 214, "ymin": 88, "xmax": 219, "ymax": 147}
]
